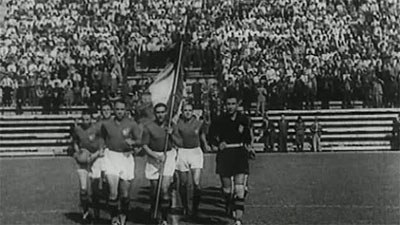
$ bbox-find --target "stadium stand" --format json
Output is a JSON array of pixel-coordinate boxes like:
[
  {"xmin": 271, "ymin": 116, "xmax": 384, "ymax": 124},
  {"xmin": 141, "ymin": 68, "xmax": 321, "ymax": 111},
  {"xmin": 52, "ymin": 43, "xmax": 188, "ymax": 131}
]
[{"xmin": 1, "ymin": 106, "xmax": 399, "ymax": 157}]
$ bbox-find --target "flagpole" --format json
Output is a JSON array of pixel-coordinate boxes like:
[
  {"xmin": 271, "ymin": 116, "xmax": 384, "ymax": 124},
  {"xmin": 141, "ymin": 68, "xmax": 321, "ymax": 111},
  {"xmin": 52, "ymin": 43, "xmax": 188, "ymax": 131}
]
[{"xmin": 153, "ymin": 28, "xmax": 185, "ymax": 220}]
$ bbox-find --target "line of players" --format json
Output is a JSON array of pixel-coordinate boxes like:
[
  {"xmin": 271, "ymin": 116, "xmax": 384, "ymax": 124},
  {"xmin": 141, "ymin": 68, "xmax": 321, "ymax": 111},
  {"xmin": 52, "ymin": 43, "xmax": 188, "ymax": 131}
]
[{"xmin": 72, "ymin": 94, "xmax": 253, "ymax": 225}]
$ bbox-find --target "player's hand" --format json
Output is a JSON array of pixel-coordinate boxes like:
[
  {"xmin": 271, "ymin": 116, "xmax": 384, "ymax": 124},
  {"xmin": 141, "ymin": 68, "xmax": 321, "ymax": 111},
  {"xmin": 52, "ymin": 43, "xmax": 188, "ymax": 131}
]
[
  {"xmin": 154, "ymin": 153, "xmax": 165, "ymax": 163},
  {"xmin": 125, "ymin": 138, "xmax": 136, "ymax": 146},
  {"xmin": 165, "ymin": 127, "xmax": 174, "ymax": 135},
  {"xmin": 219, "ymin": 142, "xmax": 227, "ymax": 150},
  {"xmin": 99, "ymin": 148, "xmax": 105, "ymax": 157},
  {"xmin": 133, "ymin": 147, "xmax": 142, "ymax": 155},
  {"xmin": 204, "ymin": 144, "xmax": 211, "ymax": 152},
  {"xmin": 123, "ymin": 151, "xmax": 133, "ymax": 157},
  {"xmin": 211, "ymin": 145, "xmax": 218, "ymax": 152}
]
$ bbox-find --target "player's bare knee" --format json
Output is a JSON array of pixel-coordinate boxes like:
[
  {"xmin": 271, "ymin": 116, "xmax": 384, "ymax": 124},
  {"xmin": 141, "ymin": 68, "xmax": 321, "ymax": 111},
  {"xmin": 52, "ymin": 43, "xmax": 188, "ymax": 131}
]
[
  {"xmin": 234, "ymin": 184, "xmax": 245, "ymax": 198},
  {"xmin": 222, "ymin": 186, "xmax": 231, "ymax": 194}
]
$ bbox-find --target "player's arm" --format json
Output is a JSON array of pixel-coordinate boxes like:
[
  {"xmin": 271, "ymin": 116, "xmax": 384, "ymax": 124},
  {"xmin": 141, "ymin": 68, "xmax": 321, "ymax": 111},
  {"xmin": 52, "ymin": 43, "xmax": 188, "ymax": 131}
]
[
  {"xmin": 142, "ymin": 126, "xmax": 164, "ymax": 162},
  {"xmin": 168, "ymin": 123, "xmax": 183, "ymax": 148},
  {"xmin": 71, "ymin": 127, "xmax": 80, "ymax": 156},
  {"xmin": 128, "ymin": 122, "xmax": 143, "ymax": 155},
  {"xmin": 125, "ymin": 122, "xmax": 142, "ymax": 147},
  {"xmin": 208, "ymin": 118, "xmax": 221, "ymax": 151},
  {"xmin": 199, "ymin": 120, "xmax": 211, "ymax": 151}
]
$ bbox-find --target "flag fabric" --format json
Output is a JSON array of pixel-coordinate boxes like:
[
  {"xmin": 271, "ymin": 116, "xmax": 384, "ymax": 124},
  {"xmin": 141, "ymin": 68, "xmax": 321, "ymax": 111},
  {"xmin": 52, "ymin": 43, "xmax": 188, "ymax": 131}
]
[{"xmin": 148, "ymin": 60, "xmax": 184, "ymax": 120}]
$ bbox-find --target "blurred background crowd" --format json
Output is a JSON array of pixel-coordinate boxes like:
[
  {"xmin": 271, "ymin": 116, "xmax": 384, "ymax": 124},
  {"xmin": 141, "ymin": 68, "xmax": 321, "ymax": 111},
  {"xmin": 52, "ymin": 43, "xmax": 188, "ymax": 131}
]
[{"xmin": 0, "ymin": 0, "xmax": 399, "ymax": 115}]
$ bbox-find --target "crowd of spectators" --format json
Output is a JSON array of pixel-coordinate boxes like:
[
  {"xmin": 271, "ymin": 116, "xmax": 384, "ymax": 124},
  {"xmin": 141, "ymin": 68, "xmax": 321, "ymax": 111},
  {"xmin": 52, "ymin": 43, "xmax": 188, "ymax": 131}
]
[{"xmin": 0, "ymin": 0, "xmax": 399, "ymax": 115}]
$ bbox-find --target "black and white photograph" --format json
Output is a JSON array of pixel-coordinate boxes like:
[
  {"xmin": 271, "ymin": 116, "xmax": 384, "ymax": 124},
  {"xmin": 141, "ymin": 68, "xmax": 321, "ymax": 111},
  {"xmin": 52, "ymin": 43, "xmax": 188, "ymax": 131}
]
[{"xmin": 0, "ymin": 0, "xmax": 400, "ymax": 224}]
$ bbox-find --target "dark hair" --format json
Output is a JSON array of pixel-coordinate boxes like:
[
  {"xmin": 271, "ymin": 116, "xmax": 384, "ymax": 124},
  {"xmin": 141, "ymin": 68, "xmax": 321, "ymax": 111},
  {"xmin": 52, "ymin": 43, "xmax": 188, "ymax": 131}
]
[
  {"xmin": 182, "ymin": 102, "xmax": 193, "ymax": 109},
  {"xmin": 82, "ymin": 110, "xmax": 92, "ymax": 117},
  {"xmin": 225, "ymin": 93, "xmax": 238, "ymax": 102},
  {"xmin": 154, "ymin": 102, "xmax": 168, "ymax": 112},
  {"xmin": 114, "ymin": 99, "xmax": 126, "ymax": 107},
  {"xmin": 101, "ymin": 102, "xmax": 112, "ymax": 109}
]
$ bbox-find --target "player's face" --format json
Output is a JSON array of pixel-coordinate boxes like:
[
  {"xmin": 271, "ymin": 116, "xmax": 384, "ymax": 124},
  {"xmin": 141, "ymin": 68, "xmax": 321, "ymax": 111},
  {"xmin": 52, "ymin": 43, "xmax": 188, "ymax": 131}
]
[
  {"xmin": 183, "ymin": 105, "xmax": 193, "ymax": 120},
  {"xmin": 114, "ymin": 102, "xmax": 126, "ymax": 121},
  {"xmin": 226, "ymin": 98, "xmax": 238, "ymax": 115},
  {"xmin": 82, "ymin": 114, "xmax": 91, "ymax": 127},
  {"xmin": 101, "ymin": 105, "xmax": 112, "ymax": 119},
  {"xmin": 155, "ymin": 105, "xmax": 167, "ymax": 123}
]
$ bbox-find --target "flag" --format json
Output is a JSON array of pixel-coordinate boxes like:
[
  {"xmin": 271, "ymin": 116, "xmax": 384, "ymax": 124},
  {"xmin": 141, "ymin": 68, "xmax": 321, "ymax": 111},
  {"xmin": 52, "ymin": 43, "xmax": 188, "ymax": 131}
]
[{"xmin": 148, "ymin": 49, "xmax": 185, "ymax": 120}]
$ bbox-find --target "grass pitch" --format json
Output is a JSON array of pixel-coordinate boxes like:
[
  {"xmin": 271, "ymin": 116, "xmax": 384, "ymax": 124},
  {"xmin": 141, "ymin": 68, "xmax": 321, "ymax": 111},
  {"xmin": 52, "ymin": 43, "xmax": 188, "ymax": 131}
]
[{"xmin": 1, "ymin": 152, "xmax": 399, "ymax": 225}]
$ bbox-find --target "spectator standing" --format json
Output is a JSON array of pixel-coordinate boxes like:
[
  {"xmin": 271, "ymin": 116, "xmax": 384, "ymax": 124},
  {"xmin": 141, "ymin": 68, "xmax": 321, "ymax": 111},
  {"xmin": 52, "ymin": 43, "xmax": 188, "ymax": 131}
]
[
  {"xmin": 42, "ymin": 81, "xmax": 52, "ymax": 115},
  {"xmin": 0, "ymin": 86, "xmax": 3, "ymax": 111},
  {"xmin": 342, "ymin": 75, "xmax": 352, "ymax": 109},
  {"xmin": 392, "ymin": 114, "xmax": 400, "ymax": 150},
  {"xmin": 0, "ymin": 74, "xmax": 14, "ymax": 106},
  {"xmin": 64, "ymin": 84, "xmax": 74, "ymax": 114},
  {"xmin": 15, "ymin": 80, "xmax": 24, "ymax": 115},
  {"xmin": 81, "ymin": 81, "xmax": 91, "ymax": 106},
  {"xmin": 260, "ymin": 113, "xmax": 275, "ymax": 152},
  {"xmin": 386, "ymin": 75, "xmax": 398, "ymax": 108},
  {"xmin": 294, "ymin": 116, "xmax": 306, "ymax": 152},
  {"xmin": 192, "ymin": 78, "xmax": 202, "ymax": 109},
  {"xmin": 52, "ymin": 82, "xmax": 64, "ymax": 114},
  {"xmin": 278, "ymin": 114, "xmax": 288, "ymax": 152},
  {"xmin": 256, "ymin": 83, "xmax": 267, "ymax": 116},
  {"xmin": 110, "ymin": 57, "xmax": 122, "ymax": 96},
  {"xmin": 310, "ymin": 116, "xmax": 323, "ymax": 152},
  {"xmin": 26, "ymin": 75, "xmax": 36, "ymax": 106},
  {"xmin": 372, "ymin": 76, "xmax": 384, "ymax": 108}
]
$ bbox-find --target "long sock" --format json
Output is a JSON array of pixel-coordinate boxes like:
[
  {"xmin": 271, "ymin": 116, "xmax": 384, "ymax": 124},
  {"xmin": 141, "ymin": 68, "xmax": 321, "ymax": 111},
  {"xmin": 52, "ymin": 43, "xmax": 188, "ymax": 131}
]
[
  {"xmin": 179, "ymin": 185, "xmax": 188, "ymax": 213},
  {"xmin": 192, "ymin": 188, "xmax": 202, "ymax": 214},
  {"xmin": 91, "ymin": 179, "xmax": 101, "ymax": 218},
  {"xmin": 223, "ymin": 192, "xmax": 233, "ymax": 215},
  {"xmin": 233, "ymin": 197, "xmax": 245, "ymax": 220},
  {"xmin": 80, "ymin": 190, "xmax": 90, "ymax": 212},
  {"xmin": 108, "ymin": 198, "xmax": 119, "ymax": 218},
  {"xmin": 121, "ymin": 197, "xmax": 130, "ymax": 215},
  {"xmin": 160, "ymin": 198, "xmax": 171, "ymax": 221}
]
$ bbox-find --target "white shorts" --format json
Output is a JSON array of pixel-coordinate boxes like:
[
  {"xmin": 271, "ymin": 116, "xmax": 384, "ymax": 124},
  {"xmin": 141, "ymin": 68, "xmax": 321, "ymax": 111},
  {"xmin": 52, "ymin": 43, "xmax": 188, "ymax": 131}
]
[
  {"xmin": 89, "ymin": 157, "xmax": 104, "ymax": 179},
  {"xmin": 176, "ymin": 147, "xmax": 204, "ymax": 172},
  {"xmin": 145, "ymin": 149, "xmax": 177, "ymax": 180},
  {"xmin": 103, "ymin": 148, "xmax": 135, "ymax": 180}
]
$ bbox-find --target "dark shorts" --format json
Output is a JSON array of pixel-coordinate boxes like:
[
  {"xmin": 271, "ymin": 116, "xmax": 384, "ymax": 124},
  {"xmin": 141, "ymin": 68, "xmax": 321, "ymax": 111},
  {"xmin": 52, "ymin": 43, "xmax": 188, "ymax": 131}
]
[{"xmin": 216, "ymin": 147, "xmax": 249, "ymax": 177}]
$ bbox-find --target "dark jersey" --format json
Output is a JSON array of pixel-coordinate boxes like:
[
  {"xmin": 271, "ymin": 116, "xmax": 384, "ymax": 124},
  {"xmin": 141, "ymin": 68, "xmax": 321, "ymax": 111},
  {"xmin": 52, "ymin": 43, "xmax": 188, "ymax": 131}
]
[
  {"xmin": 176, "ymin": 117, "xmax": 206, "ymax": 148},
  {"xmin": 72, "ymin": 124, "xmax": 102, "ymax": 153},
  {"xmin": 142, "ymin": 120, "xmax": 179, "ymax": 152},
  {"xmin": 101, "ymin": 117, "xmax": 141, "ymax": 152},
  {"xmin": 210, "ymin": 112, "xmax": 252, "ymax": 145}
]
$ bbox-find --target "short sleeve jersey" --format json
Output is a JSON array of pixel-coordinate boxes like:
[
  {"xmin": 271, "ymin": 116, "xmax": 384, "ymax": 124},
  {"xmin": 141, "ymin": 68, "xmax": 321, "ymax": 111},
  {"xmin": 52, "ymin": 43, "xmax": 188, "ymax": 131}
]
[
  {"xmin": 72, "ymin": 124, "xmax": 102, "ymax": 153},
  {"xmin": 142, "ymin": 120, "xmax": 178, "ymax": 152},
  {"xmin": 101, "ymin": 117, "xmax": 141, "ymax": 152},
  {"xmin": 176, "ymin": 117, "xmax": 206, "ymax": 148}
]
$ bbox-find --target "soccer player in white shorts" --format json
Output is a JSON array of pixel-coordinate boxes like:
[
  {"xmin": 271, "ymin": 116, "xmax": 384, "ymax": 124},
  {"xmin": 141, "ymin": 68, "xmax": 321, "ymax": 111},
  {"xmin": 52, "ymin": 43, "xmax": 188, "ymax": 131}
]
[
  {"xmin": 142, "ymin": 103, "xmax": 182, "ymax": 225},
  {"xmin": 100, "ymin": 100, "xmax": 141, "ymax": 225},
  {"xmin": 176, "ymin": 103, "xmax": 211, "ymax": 217},
  {"xmin": 72, "ymin": 111, "xmax": 105, "ymax": 221}
]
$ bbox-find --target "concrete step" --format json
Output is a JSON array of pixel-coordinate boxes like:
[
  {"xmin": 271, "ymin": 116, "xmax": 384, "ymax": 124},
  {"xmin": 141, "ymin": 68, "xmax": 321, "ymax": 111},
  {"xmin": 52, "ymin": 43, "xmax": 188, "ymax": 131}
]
[
  {"xmin": 252, "ymin": 120, "xmax": 394, "ymax": 128},
  {"xmin": 322, "ymin": 145, "xmax": 392, "ymax": 151},
  {"xmin": 0, "ymin": 114, "xmax": 81, "ymax": 120},
  {"xmin": 0, "ymin": 133, "xmax": 70, "ymax": 139},
  {"xmin": 0, "ymin": 120, "xmax": 75, "ymax": 125},
  {"xmin": 251, "ymin": 114, "xmax": 399, "ymax": 121},
  {"xmin": 0, "ymin": 150, "xmax": 67, "ymax": 157},
  {"xmin": 0, "ymin": 126, "xmax": 71, "ymax": 132},
  {"xmin": 0, "ymin": 146, "xmax": 67, "ymax": 152},
  {"xmin": 251, "ymin": 143, "xmax": 393, "ymax": 152},
  {"xmin": 0, "ymin": 139, "xmax": 71, "ymax": 145}
]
